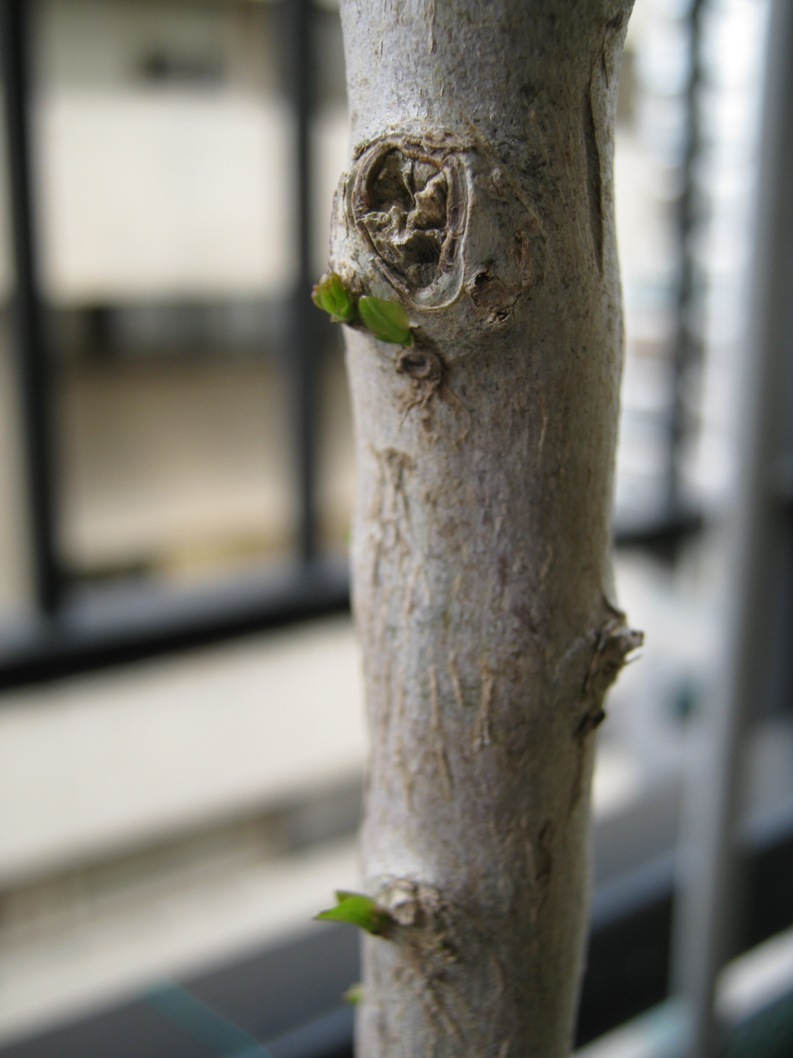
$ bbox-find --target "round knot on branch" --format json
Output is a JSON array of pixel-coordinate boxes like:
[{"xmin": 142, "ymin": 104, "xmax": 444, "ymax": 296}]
[
  {"xmin": 331, "ymin": 131, "xmax": 545, "ymax": 360},
  {"xmin": 352, "ymin": 140, "xmax": 467, "ymax": 307}
]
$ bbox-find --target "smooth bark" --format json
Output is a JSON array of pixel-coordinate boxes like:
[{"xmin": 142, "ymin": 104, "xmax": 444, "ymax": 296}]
[{"xmin": 328, "ymin": 2, "xmax": 638, "ymax": 1055}]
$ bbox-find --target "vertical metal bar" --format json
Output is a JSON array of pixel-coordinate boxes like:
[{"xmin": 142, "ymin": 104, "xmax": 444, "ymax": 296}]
[
  {"xmin": 671, "ymin": 2, "xmax": 793, "ymax": 1055},
  {"xmin": 283, "ymin": 0, "xmax": 319, "ymax": 565},
  {"xmin": 665, "ymin": 0, "xmax": 706, "ymax": 516},
  {"xmin": 0, "ymin": 0, "xmax": 62, "ymax": 616}
]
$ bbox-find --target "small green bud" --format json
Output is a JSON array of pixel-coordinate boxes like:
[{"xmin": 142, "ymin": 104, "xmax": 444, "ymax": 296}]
[
  {"xmin": 358, "ymin": 296, "xmax": 414, "ymax": 347},
  {"xmin": 343, "ymin": 983, "xmax": 364, "ymax": 1006},
  {"xmin": 314, "ymin": 890, "xmax": 393, "ymax": 936},
  {"xmin": 312, "ymin": 272, "xmax": 357, "ymax": 324}
]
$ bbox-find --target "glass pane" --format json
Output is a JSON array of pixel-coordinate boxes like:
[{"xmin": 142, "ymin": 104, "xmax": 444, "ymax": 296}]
[{"xmin": 35, "ymin": 0, "xmax": 298, "ymax": 589}]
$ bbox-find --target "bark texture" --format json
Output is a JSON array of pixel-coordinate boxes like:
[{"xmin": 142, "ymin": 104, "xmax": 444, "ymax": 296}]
[{"xmin": 329, "ymin": 3, "xmax": 638, "ymax": 1055}]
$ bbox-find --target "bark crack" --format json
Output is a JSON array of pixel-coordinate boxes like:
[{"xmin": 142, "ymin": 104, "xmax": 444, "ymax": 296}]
[
  {"xmin": 473, "ymin": 659, "xmax": 495, "ymax": 750},
  {"xmin": 583, "ymin": 82, "xmax": 605, "ymax": 274},
  {"xmin": 447, "ymin": 652, "xmax": 465, "ymax": 710},
  {"xmin": 430, "ymin": 665, "xmax": 454, "ymax": 797},
  {"xmin": 369, "ymin": 446, "xmax": 415, "ymax": 586}
]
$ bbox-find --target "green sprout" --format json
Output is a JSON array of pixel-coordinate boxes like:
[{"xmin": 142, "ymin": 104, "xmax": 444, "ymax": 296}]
[
  {"xmin": 314, "ymin": 890, "xmax": 393, "ymax": 937},
  {"xmin": 312, "ymin": 274, "xmax": 415, "ymax": 347},
  {"xmin": 311, "ymin": 272, "xmax": 357, "ymax": 324},
  {"xmin": 358, "ymin": 296, "xmax": 414, "ymax": 347}
]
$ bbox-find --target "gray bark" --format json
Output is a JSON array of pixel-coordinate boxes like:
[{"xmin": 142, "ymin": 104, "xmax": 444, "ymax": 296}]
[{"xmin": 327, "ymin": 2, "xmax": 639, "ymax": 1055}]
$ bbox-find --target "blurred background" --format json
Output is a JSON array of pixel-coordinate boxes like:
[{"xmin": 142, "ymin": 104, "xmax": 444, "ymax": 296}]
[{"xmin": 0, "ymin": 1, "xmax": 791, "ymax": 1056}]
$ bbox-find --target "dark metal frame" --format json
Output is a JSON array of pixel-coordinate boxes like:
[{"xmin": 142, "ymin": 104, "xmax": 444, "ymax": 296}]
[{"xmin": 0, "ymin": 0, "xmax": 61, "ymax": 618}]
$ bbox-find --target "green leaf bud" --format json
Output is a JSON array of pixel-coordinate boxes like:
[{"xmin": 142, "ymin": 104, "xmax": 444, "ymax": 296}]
[
  {"xmin": 314, "ymin": 890, "xmax": 393, "ymax": 937},
  {"xmin": 312, "ymin": 272, "xmax": 357, "ymax": 324},
  {"xmin": 358, "ymin": 296, "xmax": 414, "ymax": 346}
]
